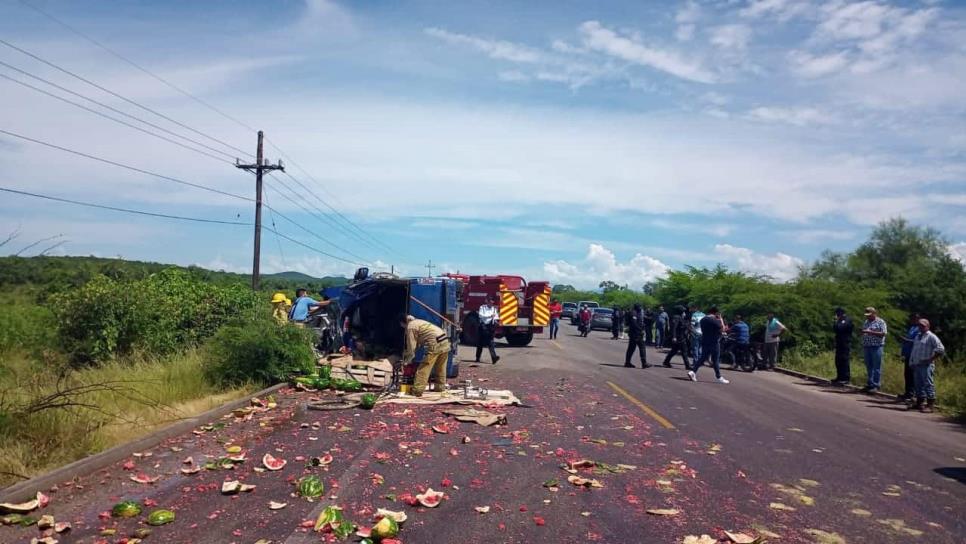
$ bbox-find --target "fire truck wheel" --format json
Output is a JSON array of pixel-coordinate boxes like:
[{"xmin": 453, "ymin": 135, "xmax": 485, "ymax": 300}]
[
  {"xmin": 460, "ymin": 313, "xmax": 480, "ymax": 346},
  {"xmin": 505, "ymin": 331, "xmax": 534, "ymax": 347}
]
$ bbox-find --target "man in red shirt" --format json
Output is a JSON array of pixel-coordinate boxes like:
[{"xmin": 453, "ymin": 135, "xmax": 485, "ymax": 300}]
[{"xmin": 548, "ymin": 299, "xmax": 563, "ymax": 339}]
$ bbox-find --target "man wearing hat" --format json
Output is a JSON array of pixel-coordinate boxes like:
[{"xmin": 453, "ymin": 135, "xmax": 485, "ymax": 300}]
[
  {"xmin": 831, "ymin": 307, "xmax": 854, "ymax": 384},
  {"xmin": 860, "ymin": 307, "xmax": 888, "ymax": 393},
  {"xmin": 907, "ymin": 318, "xmax": 944, "ymax": 413},
  {"xmin": 271, "ymin": 292, "xmax": 290, "ymax": 325}
]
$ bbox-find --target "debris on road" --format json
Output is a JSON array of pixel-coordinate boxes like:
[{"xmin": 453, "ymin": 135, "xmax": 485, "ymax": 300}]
[{"xmin": 441, "ymin": 407, "xmax": 507, "ymax": 426}]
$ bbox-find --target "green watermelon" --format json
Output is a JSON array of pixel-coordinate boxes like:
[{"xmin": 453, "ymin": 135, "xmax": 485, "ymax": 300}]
[
  {"xmin": 111, "ymin": 500, "xmax": 142, "ymax": 518},
  {"xmin": 147, "ymin": 509, "xmax": 175, "ymax": 526},
  {"xmin": 297, "ymin": 475, "xmax": 324, "ymax": 499},
  {"xmin": 359, "ymin": 393, "xmax": 377, "ymax": 410},
  {"xmin": 372, "ymin": 516, "xmax": 399, "ymax": 540}
]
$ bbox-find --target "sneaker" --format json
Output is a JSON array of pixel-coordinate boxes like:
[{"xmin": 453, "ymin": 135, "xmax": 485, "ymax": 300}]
[
  {"xmin": 687, "ymin": 370, "xmax": 697, "ymax": 382},
  {"xmin": 716, "ymin": 376, "xmax": 730, "ymax": 384}
]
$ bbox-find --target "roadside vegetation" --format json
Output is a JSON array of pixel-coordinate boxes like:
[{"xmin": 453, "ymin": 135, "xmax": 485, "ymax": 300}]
[
  {"xmin": 554, "ymin": 219, "xmax": 966, "ymax": 419},
  {"xmin": 0, "ymin": 259, "xmax": 336, "ymax": 487}
]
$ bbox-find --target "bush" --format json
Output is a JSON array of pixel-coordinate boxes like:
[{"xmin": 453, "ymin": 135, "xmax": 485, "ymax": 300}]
[
  {"xmin": 203, "ymin": 319, "xmax": 316, "ymax": 387},
  {"xmin": 51, "ymin": 269, "xmax": 260, "ymax": 364},
  {"xmin": 0, "ymin": 303, "xmax": 57, "ymax": 355}
]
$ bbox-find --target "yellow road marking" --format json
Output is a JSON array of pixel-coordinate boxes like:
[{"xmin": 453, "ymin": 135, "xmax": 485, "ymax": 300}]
[
  {"xmin": 550, "ymin": 340, "xmax": 563, "ymax": 350},
  {"xmin": 607, "ymin": 381, "xmax": 675, "ymax": 430}
]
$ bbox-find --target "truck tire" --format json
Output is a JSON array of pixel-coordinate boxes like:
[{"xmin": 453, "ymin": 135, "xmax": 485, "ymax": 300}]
[
  {"xmin": 505, "ymin": 330, "xmax": 533, "ymax": 347},
  {"xmin": 460, "ymin": 313, "xmax": 480, "ymax": 346}
]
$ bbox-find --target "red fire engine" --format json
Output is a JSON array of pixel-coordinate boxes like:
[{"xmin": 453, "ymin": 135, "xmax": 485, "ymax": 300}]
[{"xmin": 443, "ymin": 274, "xmax": 552, "ymax": 347}]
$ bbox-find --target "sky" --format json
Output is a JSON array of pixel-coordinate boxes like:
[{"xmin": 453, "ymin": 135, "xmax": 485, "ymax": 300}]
[{"xmin": 1, "ymin": 0, "xmax": 964, "ymax": 289}]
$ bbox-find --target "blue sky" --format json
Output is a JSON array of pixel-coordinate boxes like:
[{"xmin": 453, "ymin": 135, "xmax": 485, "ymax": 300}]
[{"xmin": 1, "ymin": 0, "xmax": 964, "ymax": 288}]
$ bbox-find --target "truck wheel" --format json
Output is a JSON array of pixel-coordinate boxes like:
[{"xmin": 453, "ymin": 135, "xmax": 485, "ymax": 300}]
[
  {"xmin": 460, "ymin": 313, "xmax": 480, "ymax": 346},
  {"xmin": 505, "ymin": 331, "xmax": 533, "ymax": 347}
]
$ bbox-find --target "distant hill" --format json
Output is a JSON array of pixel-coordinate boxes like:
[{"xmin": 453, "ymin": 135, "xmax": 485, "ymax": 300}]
[{"xmin": 0, "ymin": 255, "xmax": 348, "ymax": 296}]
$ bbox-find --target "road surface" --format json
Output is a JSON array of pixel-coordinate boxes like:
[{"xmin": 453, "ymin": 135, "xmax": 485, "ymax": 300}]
[{"xmin": 2, "ymin": 323, "xmax": 964, "ymax": 543}]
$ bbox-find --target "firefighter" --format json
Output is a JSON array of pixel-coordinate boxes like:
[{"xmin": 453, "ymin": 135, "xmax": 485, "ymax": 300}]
[
  {"xmin": 271, "ymin": 292, "xmax": 289, "ymax": 325},
  {"xmin": 400, "ymin": 315, "xmax": 452, "ymax": 397},
  {"xmin": 476, "ymin": 296, "xmax": 501, "ymax": 364}
]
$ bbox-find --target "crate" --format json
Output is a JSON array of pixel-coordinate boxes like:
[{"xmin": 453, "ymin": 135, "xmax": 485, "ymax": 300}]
[{"xmin": 326, "ymin": 356, "xmax": 394, "ymax": 388}]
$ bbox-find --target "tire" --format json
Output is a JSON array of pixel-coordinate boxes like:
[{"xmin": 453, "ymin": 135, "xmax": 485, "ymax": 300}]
[
  {"xmin": 505, "ymin": 330, "xmax": 534, "ymax": 347},
  {"xmin": 460, "ymin": 313, "xmax": 480, "ymax": 346},
  {"xmin": 739, "ymin": 349, "xmax": 756, "ymax": 373}
]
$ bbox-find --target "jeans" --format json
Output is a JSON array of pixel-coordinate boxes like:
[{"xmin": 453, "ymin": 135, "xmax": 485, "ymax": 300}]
[
  {"xmin": 912, "ymin": 363, "xmax": 935, "ymax": 399},
  {"xmin": 692, "ymin": 340, "xmax": 721, "ymax": 379},
  {"xmin": 549, "ymin": 318, "xmax": 560, "ymax": 339},
  {"xmin": 655, "ymin": 324, "xmax": 665, "ymax": 347},
  {"xmin": 863, "ymin": 345, "xmax": 884, "ymax": 388},
  {"xmin": 690, "ymin": 337, "xmax": 703, "ymax": 362}
]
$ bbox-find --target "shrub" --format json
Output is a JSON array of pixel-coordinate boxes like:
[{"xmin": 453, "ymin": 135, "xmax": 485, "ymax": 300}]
[{"xmin": 203, "ymin": 318, "xmax": 316, "ymax": 387}]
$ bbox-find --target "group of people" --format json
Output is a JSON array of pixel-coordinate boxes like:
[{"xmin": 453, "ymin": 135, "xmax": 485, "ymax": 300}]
[{"xmin": 270, "ymin": 288, "xmax": 334, "ymax": 325}]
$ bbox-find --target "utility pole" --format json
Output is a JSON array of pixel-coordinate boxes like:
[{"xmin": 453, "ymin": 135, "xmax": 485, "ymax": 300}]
[
  {"xmin": 236, "ymin": 130, "xmax": 284, "ymax": 290},
  {"xmin": 425, "ymin": 259, "xmax": 436, "ymax": 277}
]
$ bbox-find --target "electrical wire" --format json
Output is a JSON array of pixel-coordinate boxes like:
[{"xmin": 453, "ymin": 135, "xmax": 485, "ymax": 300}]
[
  {"xmin": 0, "ymin": 186, "xmax": 251, "ymax": 225},
  {"xmin": 0, "ymin": 71, "xmax": 234, "ymax": 165},
  {"xmin": 262, "ymin": 187, "xmax": 286, "ymax": 269},
  {"xmin": 0, "ymin": 128, "xmax": 250, "ymax": 201},
  {"xmin": 0, "ymin": 37, "xmax": 253, "ymax": 160}
]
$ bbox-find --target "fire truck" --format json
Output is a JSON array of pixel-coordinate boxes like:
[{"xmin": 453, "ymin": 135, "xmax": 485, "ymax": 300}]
[{"xmin": 443, "ymin": 274, "xmax": 552, "ymax": 347}]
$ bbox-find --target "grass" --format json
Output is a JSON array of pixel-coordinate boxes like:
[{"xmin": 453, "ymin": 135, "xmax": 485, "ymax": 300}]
[
  {"xmin": 0, "ymin": 349, "xmax": 255, "ymax": 488},
  {"xmin": 781, "ymin": 350, "xmax": 966, "ymax": 420}
]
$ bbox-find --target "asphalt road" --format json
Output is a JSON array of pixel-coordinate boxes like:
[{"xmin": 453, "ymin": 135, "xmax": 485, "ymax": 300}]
[{"xmin": 1, "ymin": 324, "xmax": 963, "ymax": 544}]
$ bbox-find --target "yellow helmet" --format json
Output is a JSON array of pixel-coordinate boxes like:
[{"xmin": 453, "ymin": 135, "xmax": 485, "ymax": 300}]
[
  {"xmin": 284, "ymin": 298, "xmax": 292, "ymax": 306},
  {"xmin": 271, "ymin": 292, "xmax": 286, "ymax": 304}
]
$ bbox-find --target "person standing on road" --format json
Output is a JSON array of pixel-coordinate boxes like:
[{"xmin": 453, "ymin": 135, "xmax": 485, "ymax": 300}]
[
  {"xmin": 907, "ymin": 318, "xmax": 944, "ymax": 413},
  {"xmin": 400, "ymin": 315, "xmax": 452, "ymax": 397},
  {"xmin": 643, "ymin": 307, "xmax": 655, "ymax": 345},
  {"xmin": 688, "ymin": 307, "xmax": 729, "ymax": 384},
  {"xmin": 689, "ymin": 305, "xmax": 705, "ymax": 362},
  {"xmin": 898, "ymin": 313, "xmax": 921, "ymax": 402},
  {"xmin": 662, "ymin": 306, "xmax": 691, "ymax": 369},
  {"xmin": 860, "ymin": 307, "xmax": 888, "ymax": 393},
  {"xmin": 548, "ymin": 299, "xmax": 563, "ymax": 340},
  {"xmin": 762, "ymin": 312, "xmax": 787, "ymax": 370},
  {"xmin": 656, "ymin": 306, "xmax": 669, "ymax": 348},
  {"xmin": 611, "ymin": 307, "xmax": 623, "ymax": 340},
  {"xmin": 729, "ymin": 313, "xmax": 750, "ymax": 369},
  {"xmin": 832, "ymin": 307, "xmax": 854, "ymax": 384},
  {"xmin": 624, "ymin": 304, "xmax": 651, "ymax": 368},
  {"xmin": 476, "ymin": 296, "xmax": 501, "ymax": 364},
  {"xmin": 579, "ymin": 305, "xmax": 592, "ymax": 337}
]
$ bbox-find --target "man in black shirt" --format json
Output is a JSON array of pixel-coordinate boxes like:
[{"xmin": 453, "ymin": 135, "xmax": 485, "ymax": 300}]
[
  {"xmin": 687, "ymin": 307, "xmax": 729, "ymax": 384},
  {"xmin": 624, "ymin": 304, "xmax": 651, "ymax": 368},
  {"xmin": 832, "ymin": 307, "xmax": 854, "ymax": 384},
  {"xmin": 662, "ymin": 306, "xmax": 691, "ymax": 369}
]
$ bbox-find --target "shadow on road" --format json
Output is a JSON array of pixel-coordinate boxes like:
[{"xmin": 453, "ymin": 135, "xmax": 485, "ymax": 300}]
[
  {"xmin": 934, "ymin": 467, "xmax": 966, "ymax": 484},
  {"xmin": 599, "ymin": 363, "xmax": 633, "ymax": 368}
]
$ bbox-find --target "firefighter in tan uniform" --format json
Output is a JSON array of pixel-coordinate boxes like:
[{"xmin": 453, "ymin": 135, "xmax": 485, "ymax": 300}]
[{"xmin": 400, "ymin": 315, "xmax": 451, "ymax": 397}]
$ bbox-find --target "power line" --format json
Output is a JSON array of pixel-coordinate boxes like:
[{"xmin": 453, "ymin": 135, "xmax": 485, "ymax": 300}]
[
  {"xmin": 0, "ymin": 186, "xmax": 251, "ymax": 225},
  {"xmin": 17, "ymin": 0, "xmax": 259, "ymax": 134},
  {"xmin": 0, "ymin": 37, "xmax": 253, "ymax": 160},
  {"xmin": 0, "ymin": 58, "xmax": 239, "ymax": 161},
  {"xmin": 263, "ymin": 188, "xmax": 286, "ymax": 270},
  {"xmin": 0, "ymin": 128, "xmax": 249, "ymax": 200},
  {"xmin": 0, "ymin": 70, "xmax": 234, "ymax": 165}
]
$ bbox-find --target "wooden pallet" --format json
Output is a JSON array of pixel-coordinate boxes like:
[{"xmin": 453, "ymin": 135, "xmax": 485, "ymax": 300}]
[{"xmin": 323, "ymin": 354, "xmax": 394, "ymax": 388}]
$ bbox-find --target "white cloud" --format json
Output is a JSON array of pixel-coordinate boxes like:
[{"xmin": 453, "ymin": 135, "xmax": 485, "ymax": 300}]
[
  {"xmin": 780, "ymin": 228, "xmax": 858, "ymax": 244},
  {"xmin": 713, "ymin": 244, "xmax": 804, "ymax": 281},
  {"xmin": 748, "ymin": 106, "xmax": 837, "ymax": 126},
  {"xmin": 543, "ymin": 243, "xmax": 670, "ymax": 289},
  {"xmin": 949, "ymin": 242, "xmax": 966, "ymax": 265},
  {"xmin": 424, "ymin": 27, "xmax": 544, "ymax": 63},
  {"xmin": 675, "ymin": 1, "xmax": 701, "ymax": 41},
  {"xmin": 497, "ymin": 70, "xmax": 530, "ymax": 82},
  {"xmin": 740, "ymin": 0, "xmax": 812, "ymax": 22},
  {"xmin": 788, "ymin": 49, "xmax": 850, "ymax": 77},
  {"xmin": 578, "ymin": 21, "xmax": 716, "ymax": 83},
  {"xmin": 710, "ymin": 24, "xmax": 752, "ymax": 51}
]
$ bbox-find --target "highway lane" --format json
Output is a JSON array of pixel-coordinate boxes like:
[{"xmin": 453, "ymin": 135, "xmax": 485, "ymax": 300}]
[{"xmin": 1, "ymin": 327, "xmax": 963, "ymax": 544}]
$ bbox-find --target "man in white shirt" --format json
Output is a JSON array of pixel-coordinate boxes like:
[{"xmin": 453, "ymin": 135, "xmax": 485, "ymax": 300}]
[
  {"xmin": 763, "ymin": 312, "xmax": 787, "ymax": 370},
  {"xmin": 907, "ymin": 318, "xmax": 944, "ymax": 413},
  {"xmin": 476, "ymin": 296, "xmax": 501, "ymax": 364}
]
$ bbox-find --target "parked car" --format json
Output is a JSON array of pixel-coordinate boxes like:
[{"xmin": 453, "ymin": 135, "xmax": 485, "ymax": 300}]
[
  {"xmin": 571, "ymin": 301, "xmax": 600, "ymax": 325},
  {"xmin": 589, "ymin": 308, "xmax": 613, "ymax": 331},
  {"xmin": 561, "ymin": 302, "xmax": 578, "ymax": 320}
]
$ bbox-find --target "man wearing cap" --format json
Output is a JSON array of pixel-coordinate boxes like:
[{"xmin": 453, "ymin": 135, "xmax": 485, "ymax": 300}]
[
  {"xmin": 831, "ymin": 308, "xmax": 854, "ymax": 384},
  {"xmin": 907, "ymin": 318, "xmax": 944, "ymax": 413},
  {"xmin": 400, "ymin": 315, "xmax": 452, "ymax": 397},
  {"xmin": 860, "ymin": 307, "xmax": 888, "ymax": 393}
]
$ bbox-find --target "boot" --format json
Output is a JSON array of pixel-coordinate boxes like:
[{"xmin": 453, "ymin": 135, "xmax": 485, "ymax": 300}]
[
  {"xmin": 922, "ymin": 398, "xmax": 935, "ymax": 414},
  {"xmin": 907, "ymin": 397, "xmax": 923, "ymax": 411}
]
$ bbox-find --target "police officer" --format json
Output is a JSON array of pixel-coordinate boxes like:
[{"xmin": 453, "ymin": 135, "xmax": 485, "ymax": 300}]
[
  {"xmin": 832, "ymin": 307, "xmax": 854, "ymax": 384},
  {"xmin": 662, "ymin": 306, "xmax": 691, "ymax": 369},
  {"xmin": 624, "ymin": 304, "xmax": 651, "ymax": 368}
]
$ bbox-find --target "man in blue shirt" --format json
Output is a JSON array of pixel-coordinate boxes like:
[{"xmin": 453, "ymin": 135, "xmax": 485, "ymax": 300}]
[
  {"xmin": 729, "ymin": 313, "xmax": 750, "ymax": 368},
  {"xmin": 289, "ymin": 288, "xmax": 320, "ymax": 322},
  {"xmin": 898, "ymin": 313, "xmax": 921, "ymax": 402}
]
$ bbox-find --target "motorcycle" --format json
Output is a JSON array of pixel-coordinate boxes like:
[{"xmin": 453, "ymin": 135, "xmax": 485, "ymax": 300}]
[
  {"xmin": 304, "ymin": 309, "xmax": 341, "ymax": 358},
  {"xmin": 720, "ymin": 336, "xmax": 762, "ymax": 372}
]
